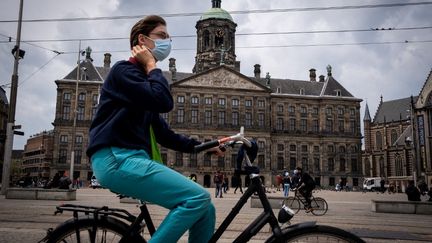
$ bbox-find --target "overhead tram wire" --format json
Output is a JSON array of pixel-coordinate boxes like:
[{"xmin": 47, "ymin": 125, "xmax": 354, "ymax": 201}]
[
  {"xmin": 0, "ymin": 2, "xmax": 431, "ymax": 23},
  {"xmin": 57, "ymin": 39, "xmax": 432, "ymax": 55},
  {"xmin": 1, "ymin": 26, "xmax": 431, "ymax": 44}
]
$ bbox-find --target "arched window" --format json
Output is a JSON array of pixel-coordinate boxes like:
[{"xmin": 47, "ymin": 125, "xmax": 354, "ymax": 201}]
[
  {"xmin": 203, "ymin": 30, "xmax": 210, "ymax": 49},
  {"xmin": 395, "ymin": 154, "xmax": 403, "ymax": 176},
  {"xmin": 390, "ymin": 129, "xmax": 398, "ymax": 146},
  {"xmin": 376, "ymin": 131, "xmax": 383, "ymax": 150}
]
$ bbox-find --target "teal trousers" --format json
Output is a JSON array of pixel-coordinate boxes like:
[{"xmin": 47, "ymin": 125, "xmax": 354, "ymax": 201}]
[{"xmin": 91, "ymin": 147, "xmax": 215, "ymax": 243}]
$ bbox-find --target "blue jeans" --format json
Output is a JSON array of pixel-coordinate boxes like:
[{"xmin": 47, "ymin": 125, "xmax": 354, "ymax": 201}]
[
  {"xmin": 283, "ymin": 183, "xmax": 290, "ymax": 197},
  {"xmin": 91, "ymin": 147, "xmax": 215, "ymax": 243}
]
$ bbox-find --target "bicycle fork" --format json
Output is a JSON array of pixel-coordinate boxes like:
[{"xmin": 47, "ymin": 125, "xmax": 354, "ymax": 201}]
[{"xmin": 209, "ymin": 175, "xmax": 283, "ymax": 243}]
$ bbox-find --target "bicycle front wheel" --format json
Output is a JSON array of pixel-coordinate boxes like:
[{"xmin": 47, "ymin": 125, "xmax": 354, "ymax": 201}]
[
  {"xmin": 310, "ymin": 197, "xmax": 328, "ymax": 216},
  {"xmin": 46, "ymin": 217, "xmax": 146, "ymax": 243},
  {"xmin": 283, "ymin": 197, "xmax": 300, "ymax": 214},
  {"xmin": 268, "ymin": 224, "xmax": 365, "ymax": 243}
]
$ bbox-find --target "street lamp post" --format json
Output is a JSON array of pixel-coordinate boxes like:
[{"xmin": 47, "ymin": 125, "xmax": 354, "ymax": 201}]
[
  {"xmin": 69, "ymin": 41, "xmax": 82, "ymax": 184},
  {"xmin": 1, "ymin": 0, "xmax": 24, "ymax": 195}
]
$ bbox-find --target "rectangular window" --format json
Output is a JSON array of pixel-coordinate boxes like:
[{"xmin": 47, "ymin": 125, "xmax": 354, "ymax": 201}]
[
  {"xmin": 245, "ymin": 112, "xmax": 252, "ymax": 127},
  {"xmin": 313, "ymin": 146, "xmax": 320, "ymax": 153},
  {"xmin": 300, "ymin": 119, "xmax": 307, "ymax": 132},
  {"xmin": 277, "ymin": 144, "xmax": 284, "ymax": 151},
  {"xmin": 59, "ymin": 149, "xmax": 67, "ymax": 164},
  {"xmin": 92, "ymin": 106, "xmax": 97, "ymax": 120},
  {"xmin": 277, "ymin": 157, "xmax": 284, "ymax": 170},
  {"xmin": 92, "ymin": 94, "xmax": 98, "ymax": 104},
  {"xmin": 290, "ymin": 144, "xmax": 296, "ymax": 151},
  {"xmin": 191, "ymin": 96, "xmax": 199, "ymax": 104},
  {"xmin": 289, "ymin": 118, "xmax": 296, "ymax": 131},
  {"xmin": 314, "ymin": 158, "xmax": 320, "ymax": 172},
  {"xmin": 258, "ymin": 100, "xmax": 265, "ymax": 107},
  {"xmin": 258, "ymin": 113, "xmax": 265, "ymax": 127},
  {"xmin": 338, "ymin": 107, "xmax": 344, "ymax": 116},
  {"xmin": 78, "ymin": 93, "xmax": 86, "ymax": 102},
  {"xmin": 300, "ymin": 106, "xmax": 307, "ymax": 116},
  {"xmin": 63, "ymin": 92, "xmax": 71, "ymax": 101},
  {"xmin": 62, "ymin": 105, "xmax": 70, "ymax": 120},
  {"xmin": 312, "ymin": 120, "xmax": 319, "ymax": 132},
  {"xmin": 177, "ymin": 109, "xmax": 184, "ymax": 123},
  {"xmin": 245, "ymin": 100, "xmax": 252, "ymax": 107},
  {"xmin": 290, "ymin": 157, "xmax": 296, "ymax": 170},
  {"xmin": 205, "ymin": 110, "xmax": 212, "ymax": 124},
  {"xmin": 302, "ymin": 157, "xmax": 308, "ymax": 171},
  {"xmin": 277, "ymin": 104, "xmax": 284, "ymax": 113},
  {"xmin": 312, "ymin": 107, "xmax": 319, "ymax": 115},
  {"xmin": 276, "ymin": 118, "xmax": 283, "ymax": 130},
  {"xmin": 288, "ymin": 105, "xmax": 295, "ymax": 113},
  {"xmin": 191, "ymin": 110, "xmax": 198, "ymax": 123},
  {"xmin": 340, "ymin": 158, "xmax": 346, "ymax": 172},
  {"xmin": 218, "ymin": 111, "xmax": 225, "ymax": 125},
  {"xmin": 350, "ymin": 108, "xmax": 356, "ymax": 116},
  {"xmin": 326, "ymin": 119, "xmax": 333, "ymax": 132},
  {"xmin": 218, "ymin": 98, "xmax": 226, "ymax": 106},
  {"xmin": 77, "ymin": 106, "xmax": 85, "ymax": 121},
  {"xmin": 232, "ymin": 112, "xmax": 239, "ymax": 125},
  {"xmin": 232, "ymin": 99, "xmax": 239, "ymax": 107},
  {"xmin": 60, "ymin": 135, "xmax": 68, "ymax": 143},
  {"xmin": 74, "ymin": 149, "xmax": 82, "ymax": 164},
  {"xmin": 205, "ymin": 97, "xmax": 212, "ymax": 105},
  {"xmin": 301, "ymin": 145, "xmax": 308, "ymax": 152},
  {"xmin": 339, "ymin": 119, "xmax": 344, "ymax": 132},
  {"xmin": 326, "ymin": 107, "xmax": 333, "ymax": 115},
  {"xmin": 75, "ymin": 135, "xmax": 83, "ymax": 144},
  {"xmin": 351, "ymin": 158, "xmax": 358, "ymax": 172},
  {"xmin": 177, "ymin": 96, "xmax": 185, "ymax": 103},
  {"xmin": 350, "ymin": 120, "xmax": 356, "ymax": 134},
  {"xmin": 328, "ymin": 158, "xmax": 334, "ymax": 171},
  {"xmin": 258, "ymin": 141, "xmax": 265, "ymax": 150}
]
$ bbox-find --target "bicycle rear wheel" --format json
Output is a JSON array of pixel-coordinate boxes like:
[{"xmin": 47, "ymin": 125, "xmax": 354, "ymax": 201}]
[
  {"xmin": 283, "ymin": 197, "xmax": 300, "ymax": 214},
  {"xmin": 310, "ymin": 197, "xmax": 328, "ymax": 216},
  {"xmin": 45, "ymin": 217, "xmax": 146, "ymax": 243},
  {"xmin": 267, "ymin": 224, "xmax": 365, "ymax": 243}
]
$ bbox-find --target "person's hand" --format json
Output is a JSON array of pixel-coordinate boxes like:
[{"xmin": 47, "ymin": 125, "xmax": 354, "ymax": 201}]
[
  {"xmin": 208, "ymin": 146, "xmax": 225, "ymax": 157},
  {"xmin": 131, "ymin": 44, "xmax": 156, "ymax": 74}
]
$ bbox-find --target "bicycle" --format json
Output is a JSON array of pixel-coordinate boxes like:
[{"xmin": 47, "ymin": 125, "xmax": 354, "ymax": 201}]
[
  {"xmin": 39, "ymin": 127, "xmax": 364, "ymax": 243},
  {"xmin": 283, "ymin": 189, "xmax": 329, "ymax": 216}
]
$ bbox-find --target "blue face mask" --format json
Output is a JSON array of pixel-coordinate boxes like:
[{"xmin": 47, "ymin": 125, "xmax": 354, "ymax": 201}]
[{"xmin": 147, "ymin": 37, "xmax": 172, "ymax": 61}]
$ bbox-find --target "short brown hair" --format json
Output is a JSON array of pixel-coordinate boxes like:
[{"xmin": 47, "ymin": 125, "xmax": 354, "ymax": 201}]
[{"xmin": 130, "ymin": 15, "xmax": 166, "ymax": 49}]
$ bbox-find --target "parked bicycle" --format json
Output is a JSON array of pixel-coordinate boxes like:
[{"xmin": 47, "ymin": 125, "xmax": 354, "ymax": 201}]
[
  {"xmin": 40, "ymin": 127, "xmax": 363, "ymax": 243},
  {"xmin": 283, "ymin": 189, "xmax": 329, "ymax": 216}
]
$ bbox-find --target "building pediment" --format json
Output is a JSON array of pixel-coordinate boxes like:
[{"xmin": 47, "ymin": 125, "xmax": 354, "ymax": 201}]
[{"xmin": 172, "ymin": 66, "xmax": 270, "ymax": 92}]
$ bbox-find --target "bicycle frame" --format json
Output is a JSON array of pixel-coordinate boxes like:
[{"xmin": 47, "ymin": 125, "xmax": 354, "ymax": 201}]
[{"xmin": 210, "ymin": 171, "xmax": 283, "ymax": 242}]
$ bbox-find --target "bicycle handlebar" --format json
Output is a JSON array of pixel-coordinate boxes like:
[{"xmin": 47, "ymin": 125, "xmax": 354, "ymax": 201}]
[{"xmin": 194, "ymin": 127, "xmax": 252, "ymax": 153}]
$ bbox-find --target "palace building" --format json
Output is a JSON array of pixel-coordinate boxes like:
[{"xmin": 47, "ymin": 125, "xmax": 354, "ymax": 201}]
[{"xmin": 51, "ymin": 0, "xmax": 363, "ymax": 188}]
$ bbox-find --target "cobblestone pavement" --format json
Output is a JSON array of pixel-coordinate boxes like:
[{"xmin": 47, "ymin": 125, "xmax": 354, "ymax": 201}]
[{"xmin": 0, "ymin": 187, "xmax": 431, "ymax": 242}]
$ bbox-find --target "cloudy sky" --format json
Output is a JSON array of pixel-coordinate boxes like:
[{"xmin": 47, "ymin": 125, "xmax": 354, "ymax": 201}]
[{"xmin": 1, "ymin": 0, "xmax": 431, "ymax": 149}]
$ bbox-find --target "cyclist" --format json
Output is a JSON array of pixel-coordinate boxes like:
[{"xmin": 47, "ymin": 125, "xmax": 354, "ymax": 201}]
[
  {"xmin": 86, "ymin": 15, "xmax": 223, "ymax": 243},
  {"xmin": 293, "ymin": 167, "xmax": 316, "ymax": 212}
]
